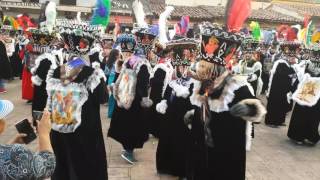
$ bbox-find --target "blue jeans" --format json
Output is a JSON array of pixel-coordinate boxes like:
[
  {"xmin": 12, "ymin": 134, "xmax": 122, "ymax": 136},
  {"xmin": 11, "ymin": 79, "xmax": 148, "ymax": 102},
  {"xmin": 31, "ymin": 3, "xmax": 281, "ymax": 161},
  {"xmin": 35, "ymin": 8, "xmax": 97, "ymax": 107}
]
[{"xmin": 0, "ymin": 79, "xmax": 5, "ymax": 89}]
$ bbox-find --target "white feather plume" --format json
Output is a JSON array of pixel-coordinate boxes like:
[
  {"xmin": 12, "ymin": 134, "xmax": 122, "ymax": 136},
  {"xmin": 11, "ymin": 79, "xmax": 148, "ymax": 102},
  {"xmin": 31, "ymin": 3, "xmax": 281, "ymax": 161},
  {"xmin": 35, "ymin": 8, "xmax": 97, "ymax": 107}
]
[
  {"xmin": 159, "ymin": 6, "xmax": 174, "ymax": 47},
  {"xmin": 77, "ymin": 12, "xmax": 82, "ymax": 24},
  {"xmin": 132, "ymin": 0, "xmax": 148, "ymax": 28},
  {"xmin": 45, "ymin": 1, "xmax": 57, "ymax": 34}
]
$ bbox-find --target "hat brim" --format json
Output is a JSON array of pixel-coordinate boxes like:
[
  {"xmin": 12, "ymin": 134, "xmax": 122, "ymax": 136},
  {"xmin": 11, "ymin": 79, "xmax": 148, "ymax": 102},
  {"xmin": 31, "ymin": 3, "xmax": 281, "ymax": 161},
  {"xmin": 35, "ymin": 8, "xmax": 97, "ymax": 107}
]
[{"xmin": 0, "ymin": 100, "xmax": 14, "ymax": 119}]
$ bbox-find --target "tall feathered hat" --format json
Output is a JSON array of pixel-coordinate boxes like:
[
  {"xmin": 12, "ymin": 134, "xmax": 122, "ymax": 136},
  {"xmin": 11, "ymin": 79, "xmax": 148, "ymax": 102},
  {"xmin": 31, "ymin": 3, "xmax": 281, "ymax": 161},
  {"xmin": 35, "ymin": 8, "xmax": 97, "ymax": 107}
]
[
  {"xmin": 200, "ymin": 22, "xmax": 243, "ymax": 66},
  {"xmin": 241, "ymin": 36, "xmax": 259, "ymax": 53},
  {"xmin": 132, "ymin": 0, "xmax": 158, "ymax": 49},
  {"xmin": 153, "ymin": 6, "xmax": 175, "ymax": 57},
  {"xmin": 113, "ymin": 33, "xmax": 137, "ymax": 53},
  {"xmin": 279, "ymin": 41, "xmax": 301, "ymax": 57},
  {"xmin": 57, "ymin": 19, "xmax": 101, "ymax": 54},
  {"xmin": 29, "ymin": 29, "xmax": 55, "ymax": 54},
  {"xmin": 167, "ymin": 36, "xmax": 198, "ymax": 67},
  {"xmin": 100, "ymin": 33, "xmax": 114, "ymax": 48}
]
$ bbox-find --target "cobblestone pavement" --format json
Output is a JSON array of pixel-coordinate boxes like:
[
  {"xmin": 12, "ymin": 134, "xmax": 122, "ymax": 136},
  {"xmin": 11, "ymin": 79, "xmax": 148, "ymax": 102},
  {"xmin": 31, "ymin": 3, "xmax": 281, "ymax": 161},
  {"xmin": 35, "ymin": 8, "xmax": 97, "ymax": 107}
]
[{"xmin": 0, "ymin": 79, "xmax": 319, "ymax": 180}]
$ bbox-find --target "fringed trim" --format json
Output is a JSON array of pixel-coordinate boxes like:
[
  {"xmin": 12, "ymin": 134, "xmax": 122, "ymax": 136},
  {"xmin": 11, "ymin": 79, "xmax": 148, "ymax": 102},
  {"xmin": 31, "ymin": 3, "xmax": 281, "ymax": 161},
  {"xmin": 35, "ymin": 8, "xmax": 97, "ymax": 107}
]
[
  {"xmin": 190, "ymin": 80, "xmax": 204, "ymax": 108},
  {"xmin": 31, "ymin": 53, "xmax": 58, "ymax": 75},
  {"xmin": 293, "ymin": 61, "xmax": 307, "ymax": 83},
  {"xmin": 207, "ymin": 76, "xmax": 251, "ymax": 112},
  {"xmin": 246, "ymin": 121, "xmax": 253, "ymax": 151},
  {"xmin": 169, "ymin": 79, "xmax": 193, "ymax": 98},
  {"xmin": 151, "ymin": 62, "xmax": 173, "ymax": 98},
  {"xmin": 134, "ymin": 58, "xmax": 152, "ymax": 75},
  {"xmin": 91, "ymin": 61, "xmax": 101, "ymax": 69},
  {"xmin": 267, "ymin": 59, "xmax": 289, "ymax": 97},
  {"xmin": 31, "ymin": 75, "xmax": 43, "ymax": 86},
  {"xmin": 190, "ymin": 76, "xmax": 253, "ymax": 113},
  {"xmin": 184, "ymin": 109, "xmax": 195, "ymax": 130},
  {"xmin": 141, "ymin": 97, "xmax": 153, "ymax": 108},
  {"xmin": 99, "ymin": 51, "xmax": 104, "ymax": 62},
  {"xmin": 236, "ymin": 99, "xmax": 267, "ymax": 123},
  {"xmin": 292, "ymin": 73, "xmax": 320, "ymax": 107},
  {"xmin": 113, "ymin": 67, "xmax": 137, "ymax": 110},
  {"xmin": 86, "ymin": 68, "xmax": 106, "ymax": 93},
  {"xmin": 46, "ymin": 78, "xmax": 89, "ymax": 133},
  {"xmin": 89, "ymin": 45, "xmax": 102, "ymax": 56},
  {"xmin": 256, "ymin": 78, "xmax": 263, "ymax": 96},
  {"xmin": 252, "ymin": 62, "xmax": 262, "ymax": 75},
  {"xmin": 156, "ymin": 100, "xmax": 168, "ymax": 114}
]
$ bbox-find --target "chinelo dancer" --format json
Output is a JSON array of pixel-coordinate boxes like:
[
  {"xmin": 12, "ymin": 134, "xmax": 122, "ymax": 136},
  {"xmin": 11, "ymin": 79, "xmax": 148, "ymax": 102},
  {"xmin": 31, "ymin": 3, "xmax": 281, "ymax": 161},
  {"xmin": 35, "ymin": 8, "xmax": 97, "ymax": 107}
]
[
  {"xmin": 287, "ymin": 41, "xmax": 320, "ymax": 146},
  {"xmin": 108, "ymin": 32, "xmax": 153, "ymax": 164},
  {"xmin": 148, "ymin": 6, "xmax": 175, "ymax": 138},
  {"xmin": 265, "ymin": 36, "xmax": 301, "ymax": 127},
  {"xmin": 184, "ymin": 22, "xmax": 266, "ymax": 180},
  {"xmin": 47, "ymin": 20, "xmax": 108, "ymax": 180},
  {"xmin": 155, "ymin": 32, "xmax": 198, "ymax": 178}
]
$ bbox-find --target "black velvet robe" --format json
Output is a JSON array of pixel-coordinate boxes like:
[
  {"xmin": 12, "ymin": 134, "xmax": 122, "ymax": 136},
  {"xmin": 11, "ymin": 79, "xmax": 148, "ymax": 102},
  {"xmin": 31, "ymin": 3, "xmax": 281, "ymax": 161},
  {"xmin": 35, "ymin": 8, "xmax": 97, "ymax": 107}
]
[
  {"xmin": 156, "ymin": 79, "xmax": 194, "ymax": 177},
  {"xmin": 50, "ymin": 66, "xmax": 108, "ymax": 180},
  {"xmin": 288, "ymin": 73, "xmax": 320, "ymax": 144},
  {"xmin": 265, "ymin": 60, "xmax": 296, "ymax": 126},
  {"xmin": 187, "ymin": 85, "xmax": 256, "ymax": 180},
  {"xmin": 108, "ymin": 62, "xmax": 150, "ymax": 150},
  {"xmin": 9, "ymin": 44, "xmax": 23, "ymax": 78},
  {"xmin": 0, "ymin": 41, "xmax": 13, "ymax": 80},
  {"xmin": 149, "ymin": 68, "xmax": 167, "ymax": 138},
  {"xmin": 288, "ymin": 101, "xmax": 320, "ymax": 144},
  {"xmin": 32, "ymin": 58, "xmax": 53, "ymax": 112}
]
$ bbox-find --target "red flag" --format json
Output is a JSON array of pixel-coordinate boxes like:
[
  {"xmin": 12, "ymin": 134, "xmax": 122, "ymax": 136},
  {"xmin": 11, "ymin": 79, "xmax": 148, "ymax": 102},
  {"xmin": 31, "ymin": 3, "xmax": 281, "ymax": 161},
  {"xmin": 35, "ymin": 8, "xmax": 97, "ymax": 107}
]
[
  {"xmin": 226, "ymin": 0, "xmax": 251, "ymax": 32},
  {"xmin": 303, "ymin": 14, "xmax": 311, "ymax": 28}
]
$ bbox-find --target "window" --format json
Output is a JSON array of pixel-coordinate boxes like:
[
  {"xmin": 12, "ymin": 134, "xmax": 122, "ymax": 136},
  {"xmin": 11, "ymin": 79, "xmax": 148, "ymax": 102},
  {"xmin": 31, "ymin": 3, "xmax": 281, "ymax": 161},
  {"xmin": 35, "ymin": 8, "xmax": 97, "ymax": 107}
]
[{"xmin": 60, "ymin": 0, "xmax": 76, "ymax": 5}]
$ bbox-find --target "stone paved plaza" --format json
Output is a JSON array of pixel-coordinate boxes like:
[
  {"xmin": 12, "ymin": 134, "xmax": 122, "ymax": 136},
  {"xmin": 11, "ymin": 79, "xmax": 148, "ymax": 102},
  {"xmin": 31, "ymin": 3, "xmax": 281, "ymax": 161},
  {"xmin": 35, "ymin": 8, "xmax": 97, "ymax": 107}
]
[{"xmin": 0, "ymin": 79, "xmax": 320, "ymax": 180}]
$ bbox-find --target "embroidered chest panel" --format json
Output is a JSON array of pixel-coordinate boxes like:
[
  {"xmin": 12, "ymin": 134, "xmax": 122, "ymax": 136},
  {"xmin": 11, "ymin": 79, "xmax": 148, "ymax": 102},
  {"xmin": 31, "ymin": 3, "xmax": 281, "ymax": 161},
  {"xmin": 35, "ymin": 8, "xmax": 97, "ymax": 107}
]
[{"xmin": 47, "ymin": 79, "xmax": 88, "ymax": 133}]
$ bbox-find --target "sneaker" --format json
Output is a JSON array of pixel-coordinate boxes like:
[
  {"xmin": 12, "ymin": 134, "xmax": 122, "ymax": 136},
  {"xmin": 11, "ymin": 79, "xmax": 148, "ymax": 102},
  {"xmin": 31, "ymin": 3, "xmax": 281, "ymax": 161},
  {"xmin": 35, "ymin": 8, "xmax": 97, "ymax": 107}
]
[
  {"xmin": 294, "ymin": 140, "xmax": 304, "ymax": 145},
  {"xmin": 26, "ymin": 100, "xmax": 32, "ymax": 105},
  {"xmin": 304, "ymin": 139, "xmax": 316, "ymax": 146},
  {"xmin": 121, "ymin": 151, "xmax": 135, "ymax": 164},
  {"xmin": 0, "ymin": 88, "xmax": 7, "ymax": 94}
]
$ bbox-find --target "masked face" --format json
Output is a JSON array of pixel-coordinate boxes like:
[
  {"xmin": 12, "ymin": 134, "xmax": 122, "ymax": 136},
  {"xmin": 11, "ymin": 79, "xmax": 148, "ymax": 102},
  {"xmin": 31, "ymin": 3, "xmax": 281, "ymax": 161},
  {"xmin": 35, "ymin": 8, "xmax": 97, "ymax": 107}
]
[{"xmin": 288, "ymin": 56, "xmax": 297, "ymax": 65}]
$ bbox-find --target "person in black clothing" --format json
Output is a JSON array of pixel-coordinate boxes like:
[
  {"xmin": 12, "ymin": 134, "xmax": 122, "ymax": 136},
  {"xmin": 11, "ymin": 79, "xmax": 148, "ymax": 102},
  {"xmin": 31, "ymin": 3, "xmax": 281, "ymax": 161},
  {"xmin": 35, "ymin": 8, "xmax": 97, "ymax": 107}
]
[{"xmin": 184, "ymin": 23, "xmax": 266, "ymax": 180}]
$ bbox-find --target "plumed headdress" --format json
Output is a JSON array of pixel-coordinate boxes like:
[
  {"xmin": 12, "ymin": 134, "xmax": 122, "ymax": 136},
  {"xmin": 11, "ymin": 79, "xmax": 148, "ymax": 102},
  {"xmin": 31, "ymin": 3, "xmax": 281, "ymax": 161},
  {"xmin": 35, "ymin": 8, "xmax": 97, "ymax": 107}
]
[
  {"xmin": 113, "ymin": 33, "xmax": 137, "ymax": 53},
  {"xmin": 241, "ymin": 36, "xmax": 259, "ymax": 53},
  {"xmin": 57, "ymin": 19, "xmax": 101, "ymax": 54},
  {"xmin": 167, "ymin": 36, "xmax": 199, "ymax": 67},
  {"xmin": 153, "ymin": 6, "xmax": 175, "ymax": 57},
  {"xmin": 200, "ymin": 22, "xmax": 243, "ymax": 66}
]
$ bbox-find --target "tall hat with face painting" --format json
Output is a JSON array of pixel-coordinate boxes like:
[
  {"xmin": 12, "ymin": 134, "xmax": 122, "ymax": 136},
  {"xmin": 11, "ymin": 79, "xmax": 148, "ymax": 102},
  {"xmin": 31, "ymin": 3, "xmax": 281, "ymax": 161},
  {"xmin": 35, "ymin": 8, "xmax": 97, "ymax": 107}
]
[{"xmin": 132, "ymin": 0, "xmax": 158, "ymax": 55}]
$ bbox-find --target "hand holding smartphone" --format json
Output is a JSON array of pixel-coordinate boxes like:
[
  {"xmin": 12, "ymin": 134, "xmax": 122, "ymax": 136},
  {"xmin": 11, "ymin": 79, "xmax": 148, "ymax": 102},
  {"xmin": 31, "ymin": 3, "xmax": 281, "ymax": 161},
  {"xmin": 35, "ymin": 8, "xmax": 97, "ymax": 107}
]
[
  {"xmin": 32, "ymin": 110, "xmax": 43, "ymax": 127},
  {"xmin": 15, "ymin": 119, "xmax": 37, "ymax": 144}
]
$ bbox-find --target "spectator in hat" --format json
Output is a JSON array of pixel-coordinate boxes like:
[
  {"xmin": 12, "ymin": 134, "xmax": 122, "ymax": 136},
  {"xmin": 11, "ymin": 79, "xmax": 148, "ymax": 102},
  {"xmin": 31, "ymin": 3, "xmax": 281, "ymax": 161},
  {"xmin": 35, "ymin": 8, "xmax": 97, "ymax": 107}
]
[{"xmin": 0, "ymin": 100, "xmax": 56, "ymax": 180}]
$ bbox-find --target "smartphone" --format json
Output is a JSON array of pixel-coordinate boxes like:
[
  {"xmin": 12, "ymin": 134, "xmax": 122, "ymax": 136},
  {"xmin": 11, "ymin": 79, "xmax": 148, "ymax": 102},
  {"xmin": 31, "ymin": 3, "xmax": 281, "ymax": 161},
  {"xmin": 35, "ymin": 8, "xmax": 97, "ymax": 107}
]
[
  {"xmin": 15, "ymin": 119, "xmax": 37, "ymax": 144},
  {"xmin": 32, "ymin": 110, "xmax": 43, "ymax": 127}
]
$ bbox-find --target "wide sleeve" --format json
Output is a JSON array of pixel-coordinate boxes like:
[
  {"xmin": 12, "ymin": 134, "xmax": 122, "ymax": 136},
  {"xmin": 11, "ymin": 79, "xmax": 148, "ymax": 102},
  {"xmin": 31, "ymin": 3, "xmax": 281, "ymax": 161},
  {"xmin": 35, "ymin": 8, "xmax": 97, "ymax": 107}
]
[
  {"xmin": 32, "ymin": 60, "xmax": 52, "ymax": 86},
  {"xmin": 86, "ymin": 68, "xmax": 107, "ymax": 104},
  {"xmin": 136, "ymin": 65, "xmax": 150, "ymax": 98},
  {"xmin": 230, "ymin": 86, "xmax": 266, "ymax": 123}
]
